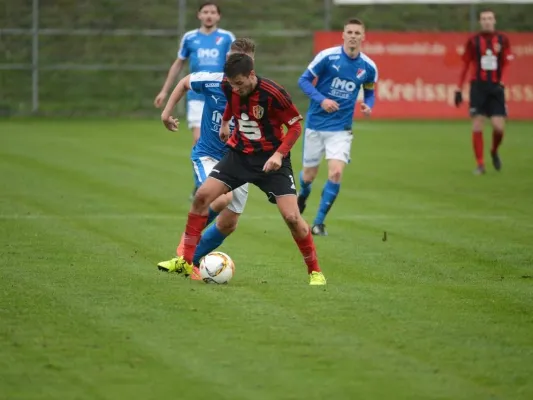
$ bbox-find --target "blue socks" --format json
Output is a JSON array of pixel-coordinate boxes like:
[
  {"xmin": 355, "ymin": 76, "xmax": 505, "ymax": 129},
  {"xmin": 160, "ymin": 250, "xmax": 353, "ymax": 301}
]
[
  {"xmin": 299, "ymin": 170, "xmax": 312, "ymax": 199},
  {"xmin": 314, "ymin": 180, "xmax": 341, "ymax": 225},
  {"xmin": 193, "ymin": 224, "xmax": 227, "ymax": 266}
]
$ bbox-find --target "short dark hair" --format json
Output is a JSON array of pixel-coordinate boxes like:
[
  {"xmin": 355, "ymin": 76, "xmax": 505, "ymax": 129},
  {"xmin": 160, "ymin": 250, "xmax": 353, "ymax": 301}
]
[
  {"xmin": 230, "ymin": 38, "xmax": 256, "ymax": 55},
  {"xmin": 198, "ymin": 2, "xmax": 220, "ymax": 14},
  {"xmin": 224, "ymin": 53, "xmax": 254, "ymax": 79},
  {"xmin": 479, "ymin": 9, "xmax": 495, "ymax": 17},
  {"xmin": 345, "ymin": 18, "xmax": 364, "ymax": 28}
]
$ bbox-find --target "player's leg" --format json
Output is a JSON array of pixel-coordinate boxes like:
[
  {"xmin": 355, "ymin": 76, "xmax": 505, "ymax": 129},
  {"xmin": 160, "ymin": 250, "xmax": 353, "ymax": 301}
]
[
  {"xmin": 187, "ymin": 100, "xmax": 204, "ymax": 200},
  {"xmin": 157, "ymin": 176, "xmax": 229, "ymax": 274},
  {"xmin": 297, "ymin": 128, "xmax": 325, "ymax": 214},
  {"xmin": 488, "ymin": 85, "xmax": 507, "ymax": 171},
  {"xmin": 469, "ymin": 82, "xmax": 487, "ymax": 175},
  {"xmin": 177, "ymin": 155, "xmax": 229, "ymax": 255},
  {"xmin": 312, "ymin": 131, "xmax": 352, "ymax": 235},
  {"xmin": 257, "ymin": 165, "xmax": 326, "ymax": 285},
  {"xmin": 189, "ymin": 184, "xmax": 248, "ymax": 280},
  {"xmin": 177, "ymin": 150, "xmax": 248, "ymax": 272}
]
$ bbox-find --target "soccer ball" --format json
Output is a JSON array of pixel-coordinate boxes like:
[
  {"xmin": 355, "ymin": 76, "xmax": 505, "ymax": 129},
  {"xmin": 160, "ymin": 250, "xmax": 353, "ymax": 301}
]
[{"xmin": 199, "ymin": 251, "xmax": 235, "ymax": 284}]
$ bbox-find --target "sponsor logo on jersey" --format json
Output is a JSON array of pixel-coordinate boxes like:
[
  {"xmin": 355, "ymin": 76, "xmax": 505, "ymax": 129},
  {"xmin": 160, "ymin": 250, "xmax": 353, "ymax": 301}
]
[{"xmin": 198, "ymin": 48, "xmax": 220, "ymax": 58}]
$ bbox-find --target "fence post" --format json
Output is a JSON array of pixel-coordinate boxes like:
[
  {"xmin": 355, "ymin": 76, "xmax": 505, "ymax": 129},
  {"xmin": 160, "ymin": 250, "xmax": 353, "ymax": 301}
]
[
  {"xmin": 469, "ymin": 3, "xmax": 477, "ymax": 32},
  {"xmin": 324, "ymin": 0, "xmax": 331, "ymax": 31},
  {"xmin": 31, "ymin": 0, "xmax": 39, "ymax": 113},
  {"xmin": 177, "ymin": 0, "xmax": 187, "ymax": 117}
]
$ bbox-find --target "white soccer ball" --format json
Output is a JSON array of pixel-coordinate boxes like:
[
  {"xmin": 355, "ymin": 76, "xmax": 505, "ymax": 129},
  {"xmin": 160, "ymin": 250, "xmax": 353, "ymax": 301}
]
[{"xmin": 199, "ymin": 251, "xmax": 235, "ymax": 284}]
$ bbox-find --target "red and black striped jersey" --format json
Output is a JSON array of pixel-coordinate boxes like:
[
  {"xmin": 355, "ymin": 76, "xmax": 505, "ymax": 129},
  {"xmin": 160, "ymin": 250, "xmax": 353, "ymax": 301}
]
[
  {"xmin": 221, "ymin": 77, "xmax": 303, "ymax": 154},
  {"xmin": 462, "ymin": 31, "xmax": 512, "ymax": 84}
]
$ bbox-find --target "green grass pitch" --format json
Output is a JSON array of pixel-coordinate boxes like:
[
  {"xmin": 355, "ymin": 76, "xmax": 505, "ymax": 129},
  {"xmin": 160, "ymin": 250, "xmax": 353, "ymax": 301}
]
[{"xmin": 1, "ymin": 118, "xmax": 532, "ymax": 399}]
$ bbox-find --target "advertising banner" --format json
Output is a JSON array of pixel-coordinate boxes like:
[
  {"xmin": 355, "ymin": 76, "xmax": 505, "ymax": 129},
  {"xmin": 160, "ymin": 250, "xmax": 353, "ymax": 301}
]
[{"xmin": 314, "ymin": 31, "xmax": 533, "ymax": 119}]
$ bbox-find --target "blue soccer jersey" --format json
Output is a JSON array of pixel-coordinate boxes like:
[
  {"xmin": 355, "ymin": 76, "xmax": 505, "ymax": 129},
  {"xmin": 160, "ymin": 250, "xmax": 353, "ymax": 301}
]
[
  {"xmin": 178, "ymin": 29, "xmax": 235, "ymax": 102},
  {"xmin": 299, "ymin": 46, "xmax": 378, "ymax": 132},
  {"xmin": 189, "ymin": 72, "xmax": 234, "ymax": 160}
]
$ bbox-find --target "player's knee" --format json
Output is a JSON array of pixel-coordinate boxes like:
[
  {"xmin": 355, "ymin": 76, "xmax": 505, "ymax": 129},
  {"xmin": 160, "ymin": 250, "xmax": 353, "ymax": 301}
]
[
  {"xmin": 492, "ymin": 118, "xmax": 505, "ymax": 131},
  {"xmin": 282, "ymin": 210, "xmax": 301, "ymax": 229},
  {"xmin": 472, "ymin": 117, "xmax": 484, "ymax": 132},
  {"xmin": 302, "ymin": 167, "xmax": 318, "ymax": 182},
  {"xmin": 328, "ymin": 169, "xmax": 343, "ymax": 183},
  {"xmin": 193, "ymin": 187, "xmax": 211, "ymax": 210},
  {"xmin": 216, "ymin": 217, "xmax": 238, "ymax": 236}
]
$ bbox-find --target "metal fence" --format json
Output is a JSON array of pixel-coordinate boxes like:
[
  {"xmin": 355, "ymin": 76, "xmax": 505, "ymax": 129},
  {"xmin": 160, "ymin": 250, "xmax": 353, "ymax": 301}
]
[
  {"xmin": 0, "ymin": 0, "xmax": 518, "ymax": 116},
  {"xmin": 0, "ymin": 0, "xmax": 333, "ymax": 116}
]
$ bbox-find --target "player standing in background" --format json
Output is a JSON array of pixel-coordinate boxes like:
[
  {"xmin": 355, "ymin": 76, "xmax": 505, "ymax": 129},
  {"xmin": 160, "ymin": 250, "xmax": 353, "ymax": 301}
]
[
  {"xmin": 154, "ymin": 2, "xmax": 235, "ymax": 197},
  {"xmin": 158, "ymin": 53, "xmax": 327, "ymax": 286},
  {"xmin": 158, "ymin": 39, "xmax": 256, "ymax": 281},
  {"xmin": 297, "ymin": 18, "xmax": 377, "ymax": 236},
  {"xmin": 454, "ymin": 9, "xmax": 512, "ymax": 175}
]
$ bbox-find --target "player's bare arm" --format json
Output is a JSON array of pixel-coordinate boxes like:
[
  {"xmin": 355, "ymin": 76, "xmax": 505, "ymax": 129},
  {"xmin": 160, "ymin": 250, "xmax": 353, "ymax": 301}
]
[
  {"xmin": 154, "ymin": 58, "xmax": 186, "ymax": 108},
  {"xmin": 219, "ymin": 102, "xmax": 233, "ymax": 142},
  {"xmin": 161, "ymin": 74, "xmax": 192, "ymax": 132},
  {"xmin": 264, "ymin": 108, "xmax": 303, "ymax": 172}
]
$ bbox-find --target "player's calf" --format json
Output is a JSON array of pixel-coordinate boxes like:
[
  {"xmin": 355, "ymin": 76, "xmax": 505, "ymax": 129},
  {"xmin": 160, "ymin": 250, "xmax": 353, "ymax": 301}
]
[
  {"xmin": 276, "ymin": 195, "xmax": 323, "ymax": 278},
  {"xmin": 298, "ymin": 167, "xmax": 318, "ymax": 214}
]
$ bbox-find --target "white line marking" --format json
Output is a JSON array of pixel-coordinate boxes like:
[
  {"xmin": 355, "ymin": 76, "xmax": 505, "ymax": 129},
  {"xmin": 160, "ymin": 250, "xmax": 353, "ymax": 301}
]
[{"xmin": 0, "ymin": 214, "xmax": 522, "ymax": 221}]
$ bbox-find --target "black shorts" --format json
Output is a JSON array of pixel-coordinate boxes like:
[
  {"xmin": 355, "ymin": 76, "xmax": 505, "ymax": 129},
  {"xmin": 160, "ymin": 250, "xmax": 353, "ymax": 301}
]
[
  {"xmin": 469, "ymin": 81, "xmax": 507, "ymax": 117},
  {"xmin": 210, "ymin": 148, "xmax": 297, "ymax": 204}
]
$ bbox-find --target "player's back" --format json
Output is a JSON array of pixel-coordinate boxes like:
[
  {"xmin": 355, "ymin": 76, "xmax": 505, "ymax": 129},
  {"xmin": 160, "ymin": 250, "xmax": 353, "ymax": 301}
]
[
  {"xmin": 189, "ymin": 72, "xmax": 234, "ymax": 160},
  {"xmin": 306, "ymin": 46, "xmax": 377, "ymax": 131}
]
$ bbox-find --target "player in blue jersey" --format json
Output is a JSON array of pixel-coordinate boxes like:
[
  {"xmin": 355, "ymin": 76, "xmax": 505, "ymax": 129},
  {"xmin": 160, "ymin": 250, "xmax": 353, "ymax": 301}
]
[
  {"xmin": 297, "ymin": 18, "xmax": 378, "ymax": 236},
  {"xmin": 154, "ymin": 2, "xmax": 235, "ymax": 199},
  {"xmin": 158, "ymin": 39, "xmax": 256, "ymax": 280}
]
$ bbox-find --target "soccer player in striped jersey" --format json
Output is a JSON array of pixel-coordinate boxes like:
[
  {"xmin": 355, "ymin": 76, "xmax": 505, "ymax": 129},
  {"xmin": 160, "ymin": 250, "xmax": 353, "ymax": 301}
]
[
  {"xmin": 454, "ymin": 9, "xmax": 513, "ymax": 175},
  {"xmin": 154, "ymin": 2, "xmax": 235, "ymax": 197},
  {"xmin": 297, "ymin": 18, "xmax": 378, "ymax": 236},
  {"xmin": 158, "ymin": 39, "xmax": 255, "ymax": 281},
  {"xmin": 159, "ymin": 53, "xmax": 326, "ymax": 286}
]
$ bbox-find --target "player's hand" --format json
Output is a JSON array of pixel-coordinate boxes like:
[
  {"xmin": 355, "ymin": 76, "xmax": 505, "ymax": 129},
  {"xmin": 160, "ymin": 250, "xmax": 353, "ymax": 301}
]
[
  {"xmin": 154, "ymin": 91, "xmax": 167, "ymax": 108},
  {"xmin": 360, "ymin": 103, "xmax": 372, "ymax": 117},
  {"xmin": 219, "ymin": 123, "xmax": 231, "ymax": 142},
  {"xmin": 454, "ymin": 90, "xmax": 463, "ymax": 107},
  {"xmin": 263, "ymin": 152, "xmax": 283, "ymax": 172},
  {"xmin": 321, "ymin": 99, "xmax": 340, "ymax": 113},
  {"xmin": 161, "ymin": 113, "xmax": 179, "ymax": 132}
]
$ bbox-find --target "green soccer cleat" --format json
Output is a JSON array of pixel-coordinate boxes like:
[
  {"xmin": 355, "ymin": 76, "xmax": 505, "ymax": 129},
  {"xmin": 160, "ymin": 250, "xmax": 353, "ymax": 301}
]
[
  {"xmin": 157, "ymin": 256, "xmax": 193, "ymax": 276},
  {"xmin": 309, "ymin": 271, "xmax": 327, "ymax": 286}
]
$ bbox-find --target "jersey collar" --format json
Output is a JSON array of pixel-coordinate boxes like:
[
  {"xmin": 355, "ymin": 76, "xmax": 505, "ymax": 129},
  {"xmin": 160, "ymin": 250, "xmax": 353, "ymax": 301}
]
[{"xmin": 341, "ymin": 46, "xmax": 361, "ymax": 61}]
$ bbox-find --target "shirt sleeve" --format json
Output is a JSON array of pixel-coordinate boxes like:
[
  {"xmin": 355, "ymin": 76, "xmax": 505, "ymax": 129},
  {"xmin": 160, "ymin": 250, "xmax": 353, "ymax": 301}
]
[
  {"xmin": 177, "ymin": 34, "xmax": 189, "ymax": 60},
  {"xmin": 189, "ymin": 73, "xmax": 203, "ymax": 94},
  {"xmin": 363, "ymin": 63, "xmax": 378, "ymax": 89},
  {"xmin": 307, "ymin": 50, "xmax": 329, "ymax": 78},
  {"xmin": 272, "ymin": 87, "xmax": 303, "ymax": 127}
]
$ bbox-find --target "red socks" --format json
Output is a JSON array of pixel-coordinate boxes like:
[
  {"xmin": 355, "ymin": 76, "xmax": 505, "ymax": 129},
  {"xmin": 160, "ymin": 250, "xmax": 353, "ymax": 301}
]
[
  {"xmin": 182, "ymin": 213, "xmax": 208, "ymax": 264},
  {"xmin": 492, "ymin": 129, "xmax": 504, "ymax": 154},
  {"xmin": 472, "ymin": 131, "xmax": 484, "ymax": 167},
  {"xmin": 294, "ymin": 228, "xmax": 321, "ymax": 274}
]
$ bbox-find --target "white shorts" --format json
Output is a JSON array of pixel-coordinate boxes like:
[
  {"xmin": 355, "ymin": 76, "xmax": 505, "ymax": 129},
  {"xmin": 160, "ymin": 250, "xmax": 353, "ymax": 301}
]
[
  {"xmin": 302, "ymin": 129, "xmax": 353, "ymax": 168},
  {"xmin": 187, "ymin": 100, "xmax": 204, "ymax": 129},
  {"xmin": 191, "ymin": 155, "xmax": 248, "ymax": 214}
]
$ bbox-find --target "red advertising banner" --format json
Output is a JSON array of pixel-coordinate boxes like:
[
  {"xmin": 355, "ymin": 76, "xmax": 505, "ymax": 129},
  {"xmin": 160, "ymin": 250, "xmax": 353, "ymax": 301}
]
[{"xmin": 314, "ymin": 31, "xmax": 533, "ymax": 119}]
